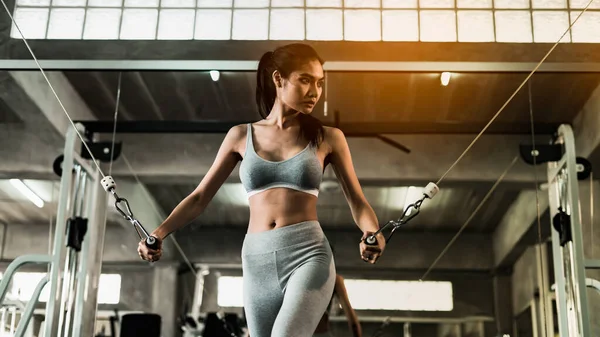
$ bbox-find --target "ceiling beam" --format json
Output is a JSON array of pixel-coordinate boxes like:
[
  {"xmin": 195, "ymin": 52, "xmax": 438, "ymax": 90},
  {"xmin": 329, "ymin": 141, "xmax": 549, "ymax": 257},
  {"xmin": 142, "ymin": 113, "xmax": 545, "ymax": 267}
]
[
  {"xmin": 0, "ymin": 71, "xmax": 64, "ymax": 178},
  {"xmin": 8, "ymin": 71, "xmax": 96, "ymax": 134},
  {"xmin": 92, "ymin": 132, "xmax": 542, "ymax": 184},
  {"xmin": 0, "ymin": 126, "xmax": 550, "ymax": 185},
  {"xmin": 76, "ymin": 120, "xmax": 560, "ymax": 137},
  {"xmin": 5, "ymin": 71, "xmax": 178, "ymax": 257},
  {"xmin": 2, "ymin": 60, "xmax": 600, "ymax": 72},
  {"xmin": 3, "ymin": 40, "xmax": 600, "ymax": 64}
]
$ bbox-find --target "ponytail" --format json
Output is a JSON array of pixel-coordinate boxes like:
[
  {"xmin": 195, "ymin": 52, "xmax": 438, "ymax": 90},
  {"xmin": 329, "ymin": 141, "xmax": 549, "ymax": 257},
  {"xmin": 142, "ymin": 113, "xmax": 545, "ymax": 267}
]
[
  {"xmin": 255, "ymin": 44, "xmax": 326, "ymax": 148},
  {"xmin": 256, "ymin": 51, "xmax": 276, "ymax": 119}
]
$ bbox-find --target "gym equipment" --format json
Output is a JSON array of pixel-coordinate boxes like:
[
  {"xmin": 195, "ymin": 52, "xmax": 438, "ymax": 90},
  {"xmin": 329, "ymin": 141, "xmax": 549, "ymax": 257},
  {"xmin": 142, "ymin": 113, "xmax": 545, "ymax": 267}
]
[
  {"xmin": 0, "ymin": 125, "xmax": 109, "ymax": 337},
  {"xmin": 365, "ymin": 182, "xmax": 439, "ymax": 245},
  {"xmin": 521, "ymin": 124, "xmax": 599, "ymax": 337}
]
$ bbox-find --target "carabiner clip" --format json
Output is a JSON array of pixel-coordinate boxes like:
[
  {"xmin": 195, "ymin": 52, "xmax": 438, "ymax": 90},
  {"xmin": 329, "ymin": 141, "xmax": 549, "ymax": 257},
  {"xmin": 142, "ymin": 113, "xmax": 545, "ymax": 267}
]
[
  {"xmin": 101, "ymin": 175, "xmax": 158, "ymax": 249},
  {"xmin": 364, "ymin": 188, "xmax": 433, "ymax": 246},
  {"xmin": 114, "ymin": 196, "xmax": 134, "ymax": 221}
]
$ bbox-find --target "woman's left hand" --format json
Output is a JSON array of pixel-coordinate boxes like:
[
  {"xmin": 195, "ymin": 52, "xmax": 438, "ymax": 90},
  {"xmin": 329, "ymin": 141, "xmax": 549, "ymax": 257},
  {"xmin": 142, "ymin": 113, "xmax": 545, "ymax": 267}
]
[{"xmin": 359, "ymin": 231, "xmax": 386, "ymax": 264}]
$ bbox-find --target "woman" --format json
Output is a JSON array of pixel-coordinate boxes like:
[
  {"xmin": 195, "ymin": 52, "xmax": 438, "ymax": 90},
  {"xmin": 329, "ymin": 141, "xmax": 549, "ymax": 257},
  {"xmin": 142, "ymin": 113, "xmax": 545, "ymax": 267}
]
[{"xmin": 138, "ymin": 43, "xmax": 385, "ymax": 337}]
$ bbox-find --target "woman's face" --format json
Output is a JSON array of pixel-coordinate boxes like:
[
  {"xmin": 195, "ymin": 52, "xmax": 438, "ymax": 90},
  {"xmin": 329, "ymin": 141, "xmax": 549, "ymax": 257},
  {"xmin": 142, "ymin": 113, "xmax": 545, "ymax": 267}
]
[{"xmin": 277, "ymin": 59, "xmax": 324, "ymax": 114}]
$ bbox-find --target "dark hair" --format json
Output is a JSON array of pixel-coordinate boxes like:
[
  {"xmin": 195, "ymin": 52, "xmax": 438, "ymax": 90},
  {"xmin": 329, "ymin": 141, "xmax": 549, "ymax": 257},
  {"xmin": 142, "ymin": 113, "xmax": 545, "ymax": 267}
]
[{"xmin": 256, "ymin": 43, "xmax": 325, "ymax": 148}]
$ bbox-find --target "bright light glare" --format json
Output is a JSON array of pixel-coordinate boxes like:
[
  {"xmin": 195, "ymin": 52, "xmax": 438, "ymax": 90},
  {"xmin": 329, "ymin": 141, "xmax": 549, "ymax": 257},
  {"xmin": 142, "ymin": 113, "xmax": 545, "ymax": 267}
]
[
  {"xmin": 344, "ymin": 279, "xmax": 453, "ymax": 310},
  {"xmin": 9, "ymin": 272, "xmax": 121, "ymax": 304},
  {"xmin": 218, "ymin": 276, "xmax": 244, "ymax": 307},
  {"xmin": 403, "ymin": 186, "xmax": 423, "ymax": 213},
  {"xmin": 210, "ymin": 70, "xmax": 220, "ymax": 81},
  {"xmin": 10, "ymin": 179, "xmax": 44, "ymax": 208},
  {"xmin": 440, "ymin": 72, "xmax": 451, "ymax": 86},
  {"xmin": 216, "ymin": 276, "xmax": 453, "ymax": 310}
]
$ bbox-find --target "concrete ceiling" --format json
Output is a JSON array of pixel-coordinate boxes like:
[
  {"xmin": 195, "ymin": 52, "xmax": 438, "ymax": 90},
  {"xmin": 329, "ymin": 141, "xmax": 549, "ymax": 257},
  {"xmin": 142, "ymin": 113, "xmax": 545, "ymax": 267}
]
[
  {"xmin": 56, "ymin": 69, "xmax": 600, "ymax": 236},
  {"xmin": 0, "ymin": 39, "xmax": 599, "ymax": 277},
  {"xmin": 61, "ymin": 70, "xmax": 597, "ymax": 132}
]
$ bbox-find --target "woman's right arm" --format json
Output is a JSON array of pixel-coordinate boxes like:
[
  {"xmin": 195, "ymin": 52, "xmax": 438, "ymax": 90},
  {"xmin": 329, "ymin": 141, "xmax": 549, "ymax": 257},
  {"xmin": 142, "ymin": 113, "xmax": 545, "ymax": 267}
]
[{"xmin": 151, "ymin": 125, "xmax": 245, "ymax": 240}]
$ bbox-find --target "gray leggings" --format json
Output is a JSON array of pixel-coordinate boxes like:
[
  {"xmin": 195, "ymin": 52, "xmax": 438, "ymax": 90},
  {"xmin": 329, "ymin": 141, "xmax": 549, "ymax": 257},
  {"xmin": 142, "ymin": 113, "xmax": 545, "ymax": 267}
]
[{"xmin": 242, "ymin": 221, "xmax": 336, "ymax": 337}]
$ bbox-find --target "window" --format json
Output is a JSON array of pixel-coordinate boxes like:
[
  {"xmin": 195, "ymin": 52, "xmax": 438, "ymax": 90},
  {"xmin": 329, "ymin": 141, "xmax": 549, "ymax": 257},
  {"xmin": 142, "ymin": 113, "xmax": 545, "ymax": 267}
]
[
  {"xmin": 382, "ymin": 10, "xmax": 419, "ymax": 41},
  {"xmin": 3, "ymin": 272, "xmax": 122, "ymax": 304},
  {"xmin": 217, "ymin": 276, "xmax": 453, "ymax": 311},
  {"xmin": 495, "ymin": 10, "xmax": 533, "ymax": 43},
  {"xmin": 344, "ymin": 10, "xmax": 381, "ymax": 41},
  {"xmin": 343, "ymin": 279, "xmax": 453, "ymax": 310},
  {"xmin": 270, "ymin": 9, "xmax": 305, "ymax": 40},
  {"xmin": 10, "ymin": 0, "xmax": 600, "ymax": 42},
  {"xmin": 533, "ymin": 11, "xmax": 571, "ymax": 42},
  {"xmin": 457, "ymin": 10, "xmax": 495, "ymax": 42},
  {"xmin": 420, "ymin": 10, "xmax": 456, "ymax": 42},
  {"xmin": 217, "ymin": 276, "xmax": 244, "ymax": 307}
]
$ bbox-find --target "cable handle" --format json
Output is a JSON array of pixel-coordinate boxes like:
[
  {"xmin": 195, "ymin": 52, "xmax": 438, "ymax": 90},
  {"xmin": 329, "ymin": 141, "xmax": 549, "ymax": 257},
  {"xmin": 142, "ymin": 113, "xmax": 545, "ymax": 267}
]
[
  {"xmin": 102, "ymin": 175, "xmax": 159, "ymax": 249},
  {"xmin": 364, "ymin": 222, "xmax": 392, "ymax": 245},
  {"xmin": 365, "ymin": 237, "xmax": 377, "ymax": 245},
  {"xmin": 145, "ymin": 235, "xmax": 159, "ymax": 250},
  {"xmin": 129, "ymin": 218, "xmax": 158, "ymax": 249},
  {"xmin": 365, "ymin": 235, "xmax": 378, "ymax": 246}
]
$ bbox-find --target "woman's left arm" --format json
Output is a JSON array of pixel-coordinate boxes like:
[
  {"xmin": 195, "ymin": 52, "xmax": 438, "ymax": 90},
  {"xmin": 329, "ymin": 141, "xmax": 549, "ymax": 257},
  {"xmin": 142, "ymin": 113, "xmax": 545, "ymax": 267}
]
[{"xmin": 326, "ymin": 127, "xmax": 386, "ymax": 262}]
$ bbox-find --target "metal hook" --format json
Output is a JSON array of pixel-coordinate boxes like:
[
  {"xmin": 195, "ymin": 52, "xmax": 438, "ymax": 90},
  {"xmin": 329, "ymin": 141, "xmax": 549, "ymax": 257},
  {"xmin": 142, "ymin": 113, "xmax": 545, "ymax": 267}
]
[
  {"xmin": 114, "ymin": 196, "xmax": 134, "ymax": 220},
  {"xmin": 365, "ymin": 195, "xmax": 427, "ymax": 245}
]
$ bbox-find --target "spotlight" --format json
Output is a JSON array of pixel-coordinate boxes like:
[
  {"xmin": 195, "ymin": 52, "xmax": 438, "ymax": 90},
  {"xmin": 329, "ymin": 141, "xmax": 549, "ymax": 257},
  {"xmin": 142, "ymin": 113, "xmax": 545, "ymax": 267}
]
[
  {"xmin": 440, "ymin": 72, "xmax": 451, "ymax": 86},
  {"xmin": 209, "ymin": 70, "xmax": 220, "ymax": 82}
]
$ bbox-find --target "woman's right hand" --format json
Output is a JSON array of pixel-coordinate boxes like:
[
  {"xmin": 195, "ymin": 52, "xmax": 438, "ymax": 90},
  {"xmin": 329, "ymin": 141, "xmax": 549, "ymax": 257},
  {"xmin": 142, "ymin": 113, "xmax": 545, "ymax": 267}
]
[{"xmin": 137, "ymin": 236, "xmax": 163, "ymax": 262}]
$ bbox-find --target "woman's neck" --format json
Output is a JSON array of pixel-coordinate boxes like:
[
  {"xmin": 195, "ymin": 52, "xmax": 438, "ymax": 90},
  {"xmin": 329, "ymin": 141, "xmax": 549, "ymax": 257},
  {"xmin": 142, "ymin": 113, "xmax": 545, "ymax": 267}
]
[{"xmin": 266, "ymin": 99, "xmax": 300, "ymax": 129}]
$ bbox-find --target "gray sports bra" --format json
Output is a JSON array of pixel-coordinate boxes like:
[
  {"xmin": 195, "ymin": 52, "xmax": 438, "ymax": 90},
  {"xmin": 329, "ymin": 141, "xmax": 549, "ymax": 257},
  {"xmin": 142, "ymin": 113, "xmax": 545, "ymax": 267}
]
[{"xmin": 239, "ymin": 123, "xmax": 323, "ymax": 198}]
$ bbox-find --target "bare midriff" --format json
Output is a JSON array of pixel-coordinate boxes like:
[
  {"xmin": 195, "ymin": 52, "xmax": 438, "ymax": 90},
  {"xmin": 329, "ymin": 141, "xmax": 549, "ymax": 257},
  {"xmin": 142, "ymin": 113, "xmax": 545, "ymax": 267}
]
[{"xmin": 247, "ymin": 188, "xmax": 319, "ymax": 233}]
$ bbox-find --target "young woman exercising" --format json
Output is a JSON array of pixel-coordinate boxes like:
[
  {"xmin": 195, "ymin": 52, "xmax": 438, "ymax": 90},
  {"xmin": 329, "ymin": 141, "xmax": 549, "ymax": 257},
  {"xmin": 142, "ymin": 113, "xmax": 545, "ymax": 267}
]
[{"xmin": 138, "ymin": 43, "xmax": 385, "ymax": 337}]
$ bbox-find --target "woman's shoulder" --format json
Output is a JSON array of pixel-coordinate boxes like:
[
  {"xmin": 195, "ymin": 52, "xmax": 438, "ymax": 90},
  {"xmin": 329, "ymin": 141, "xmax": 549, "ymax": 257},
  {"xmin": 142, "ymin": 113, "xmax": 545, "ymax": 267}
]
[
  {"xmin": 322, "ymin": 126, "xmax": 347, "ymax": 150},
  {"xmin": 226, "ymin": 123, "xmax": 249, "ymax": 140},
  {"xmin": 323, "ymin": 125, "xmax": 344, "ymax": 138},
  {"xmin": 222, "ymin": 124, "xmax": 250, "ymax": 155}
]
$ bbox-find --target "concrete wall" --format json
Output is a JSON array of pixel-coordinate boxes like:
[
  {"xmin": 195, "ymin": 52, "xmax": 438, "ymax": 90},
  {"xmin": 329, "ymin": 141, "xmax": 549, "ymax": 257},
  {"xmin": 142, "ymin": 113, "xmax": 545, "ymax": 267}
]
[
  {"xmin": 195, "ymin": 266, "xmax": 495, "ymax": 336},
  {"xmin": 89, "ymin": 264, "xmax": 181, "ymax": 337},
  {"xmin": 512, "ymin": 245, "xmax": 540, "ymax": 317},
  {"xmin": 197, "ymin": 269, "xmax": 495, "ymax": 319},
  {"xmin": 173, "ymin": 226, "xmax": 494, "ymax": 271},
  {"xmin": 493, "ymin": 273, "xmax": 513, "ymax": 336},
  {"xmin": 511, "ymin": 235, "xmax": 558, "ymax": 337},
  {"xmin": 0, "ymin": 221, "xmax": 177, "ymax": 263}
]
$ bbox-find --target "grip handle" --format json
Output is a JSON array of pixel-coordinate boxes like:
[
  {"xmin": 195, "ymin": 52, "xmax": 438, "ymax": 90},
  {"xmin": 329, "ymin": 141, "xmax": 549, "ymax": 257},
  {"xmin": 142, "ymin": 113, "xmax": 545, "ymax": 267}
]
[
  {"xmin": 365, "ymin": 235, "xmax": 378, "ymax": 245},
  {"xmin": 145, "ymin": 236, "xmax": 159, "ymax": 250}
]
